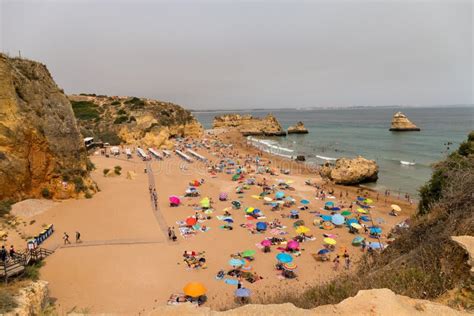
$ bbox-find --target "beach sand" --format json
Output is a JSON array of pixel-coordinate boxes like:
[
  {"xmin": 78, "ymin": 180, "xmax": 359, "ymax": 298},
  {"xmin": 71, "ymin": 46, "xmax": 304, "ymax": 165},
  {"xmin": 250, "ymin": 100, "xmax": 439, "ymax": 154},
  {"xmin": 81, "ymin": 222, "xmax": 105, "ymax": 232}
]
[{"xmin": 4, "ymin": 131, "xmax": 416, "ymax": 314}]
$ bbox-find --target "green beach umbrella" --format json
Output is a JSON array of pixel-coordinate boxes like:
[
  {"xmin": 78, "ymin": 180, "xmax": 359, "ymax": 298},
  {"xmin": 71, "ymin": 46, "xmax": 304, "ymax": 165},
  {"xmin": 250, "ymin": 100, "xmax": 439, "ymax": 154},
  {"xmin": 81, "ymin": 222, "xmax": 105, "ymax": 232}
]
[
  {"xmin": 341, "ymin": 211, "xmax": 352, "ymax": 216},
  {"xmin": 242, "ymin": 250, "xmax": 256, "ymax": 257}
]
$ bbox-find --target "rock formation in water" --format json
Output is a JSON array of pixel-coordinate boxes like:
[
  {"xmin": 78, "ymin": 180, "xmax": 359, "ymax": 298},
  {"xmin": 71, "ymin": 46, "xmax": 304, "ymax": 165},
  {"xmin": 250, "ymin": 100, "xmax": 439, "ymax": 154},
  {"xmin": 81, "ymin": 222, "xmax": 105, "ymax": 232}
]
[
  {"xmin": 287, "ymin": 121, "xmax": 309, "ymax": 134},
  {"xmin": 0, "ymin": 54, "xmax": 96, "ymax": 201},
  {"xmin": 69, "ymin": 94, "xmax": 203, "ymax": 149},
  {"xmin": 389, "ymin": 112, "xmax": 420, "ymax": 131},
  {"xmin": 320, "ymin": 156, "xmax": 379, "ymax": 185},
  {"xmin": 212, "ymin": 113, "xmax": 286, "ymax": 136}
]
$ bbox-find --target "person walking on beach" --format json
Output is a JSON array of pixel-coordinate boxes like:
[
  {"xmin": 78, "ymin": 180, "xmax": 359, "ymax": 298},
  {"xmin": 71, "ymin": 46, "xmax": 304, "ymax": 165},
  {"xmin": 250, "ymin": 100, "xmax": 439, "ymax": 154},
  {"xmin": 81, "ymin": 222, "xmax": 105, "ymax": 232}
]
[
  {"xmin": 345, "ymin": 255, "xmax": 351, "ymax": 270},
  {"xmin": 333, "ymin": 255, "xmax": 340, "ymax": 271},
  {"xmin": 0, "ymin": 246, "xmax": 7, "ymax": 262},
  {"xmin": 63, "ymin": 232, "xmax": 71, "ymax": 245},
  {"xmin": 75, "ymin": 231, "xmax": 81, "ymax": 243},
  {"xmin": 168, "ymin": 227, "xmax": 172, "ymax": 240},
  {"xmin": 9, "ymin": 245, "xmax": 16, "ymax": 259}
]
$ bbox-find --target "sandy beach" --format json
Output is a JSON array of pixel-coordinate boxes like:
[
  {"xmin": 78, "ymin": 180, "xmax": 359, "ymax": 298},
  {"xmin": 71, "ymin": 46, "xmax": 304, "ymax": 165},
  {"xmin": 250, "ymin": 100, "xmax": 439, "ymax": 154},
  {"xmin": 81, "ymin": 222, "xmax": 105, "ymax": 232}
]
[{"xmin": 3, "ymin": 130, "xmax": 416, "ymax": 314}]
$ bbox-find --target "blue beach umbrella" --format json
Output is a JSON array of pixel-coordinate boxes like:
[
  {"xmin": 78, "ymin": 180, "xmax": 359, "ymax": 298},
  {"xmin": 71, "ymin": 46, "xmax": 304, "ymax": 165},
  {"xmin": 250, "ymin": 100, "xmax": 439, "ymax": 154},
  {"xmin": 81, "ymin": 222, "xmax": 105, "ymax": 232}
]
[
  {"xmin": 317, "ymin": 249, "xmax": 330, "ymax": 255},
  {"xmin": 290, "ymin": 210, "xmax": 299, "ymax": 215},
  {"xmin": 332, "ymin": 207, "xmax": 341, "ymax": 211},
  {"xmin": 325, "ymin": 201, "xmax": 335, "ymax": 207},
  {"xmin": 275, "ymin": 191, "xmax": 285, "ymax": 199},
  {"xmin": 320, "ymin": 215, "xmax": 332, "ymax": 222},
  {"xmin": 276, "ymin": 253, "xmax": 293, "ymax": 263},
  {"xmin": 370, "ymin": 227, "xmax": 382, "ymax": 234},
  {"xmin": 357, "ymin": 196, "xmax": 365, "ymax": 201},
  {"xmin": 229, "ymin": 258, "xmax": 245, "ymax": 267},
  {"xmin": 346, "ymin": 218, "xmax": 358, "ymax": 226},
  {"xmin": 300, "ymin": 199, "xmax": 310, "ymax": 205},
  {"xmin": 223, "ymin": 218, "xmax": 234, "ymax": 223},
  {"xmin": 256, "ymin": 222, "xmax": 267, "ymax": 230},
  {"xmin": 360, "ymin": 216, "xmax": 370, "ymax": 222},
  {"xmin": 370, "ymin": 242, "xmax": 383, "ymax": 249},
  {"xmin": 331, "ymin": 214, "xmax": 345, "ymax": 225},
  {"xmin": 235, "ymin": 288, "xmax": 251, "ymax": 297},
  {"xmin": 352, "ymin": 236, "xmax": 365, "ymax": 245}
]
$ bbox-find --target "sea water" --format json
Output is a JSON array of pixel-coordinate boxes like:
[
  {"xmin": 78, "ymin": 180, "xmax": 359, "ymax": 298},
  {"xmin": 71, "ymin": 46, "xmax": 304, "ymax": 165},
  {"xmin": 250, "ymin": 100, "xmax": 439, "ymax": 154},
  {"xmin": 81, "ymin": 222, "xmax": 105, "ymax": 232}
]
[{"xmin": 195, "ymin": 106, "xmax": 473, "ymax": 197}]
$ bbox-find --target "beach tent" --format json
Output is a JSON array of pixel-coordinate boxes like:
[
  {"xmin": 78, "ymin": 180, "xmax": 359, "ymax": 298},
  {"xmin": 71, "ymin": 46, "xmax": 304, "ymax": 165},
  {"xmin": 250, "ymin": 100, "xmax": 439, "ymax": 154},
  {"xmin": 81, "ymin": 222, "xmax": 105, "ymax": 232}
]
[
  {"xmin": 169, "ymin": 195, "xmax": 181, "ymax": 206},
  {"xmin": 183, "ymin": 282, "xmax": 207, "ymax": 297},
  {"xmin": 331, "ymin": 214, "xmax": 345, "ymax": 226},
  {"xmin": 219, "ymin": 192, "xmax": 228, "ymax": 201},
  {"xmin": 200, "ymin": 197, "xmax": 210, "ymax": 209},
  {"xmin": 276, "ymin": 253, "xmax": 293, "ymax": 263}
]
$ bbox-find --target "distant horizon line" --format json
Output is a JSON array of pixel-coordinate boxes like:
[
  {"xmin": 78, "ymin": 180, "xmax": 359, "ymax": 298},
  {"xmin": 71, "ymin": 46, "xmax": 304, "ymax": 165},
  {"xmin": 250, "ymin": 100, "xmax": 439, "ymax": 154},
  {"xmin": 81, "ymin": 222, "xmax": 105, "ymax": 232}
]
[{"xmin": 189, "ymin": 104, "xmax": 474, "ymax": 113}]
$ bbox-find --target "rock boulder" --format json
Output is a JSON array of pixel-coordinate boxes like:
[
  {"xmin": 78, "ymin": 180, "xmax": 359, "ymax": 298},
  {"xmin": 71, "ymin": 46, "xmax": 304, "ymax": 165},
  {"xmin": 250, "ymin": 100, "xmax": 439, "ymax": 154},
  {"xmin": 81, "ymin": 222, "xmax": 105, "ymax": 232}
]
[
  {"xmin": 320, "ymin": 156, "xmax": 379, "ymax": 185},
  {"xmin": 213, "ymin": 114, "xmax": 286, "ymax": 136},
  {"xmin": 288, "ymin": 122, "xmax": 308, "ymax": 134},
  {"xmin": 389, "ymin": 112, "xmax": 420, "ymax": 131}
]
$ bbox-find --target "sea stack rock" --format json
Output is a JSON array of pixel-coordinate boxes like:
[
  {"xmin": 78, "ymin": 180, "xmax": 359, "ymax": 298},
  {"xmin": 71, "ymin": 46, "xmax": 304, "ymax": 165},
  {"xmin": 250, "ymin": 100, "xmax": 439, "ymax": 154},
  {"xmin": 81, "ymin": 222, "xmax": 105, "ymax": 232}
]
[
  {"xmin": 213, "ymin": 113, "xmax": 286, "ymax": 136},
  {"xmin": 389, "ymin": 112, "xmax": 420, "ymax": 131},
  {"xmin": 0, "ymin": 54, "xmax": 97, "ymax": 200},
  {"xmin": 288, "ymin": 122, "xmax": 309, "ymax": 134},
  {"xmin": 319, "ymin": 156, "xmax": 379, "ymax": 185}
]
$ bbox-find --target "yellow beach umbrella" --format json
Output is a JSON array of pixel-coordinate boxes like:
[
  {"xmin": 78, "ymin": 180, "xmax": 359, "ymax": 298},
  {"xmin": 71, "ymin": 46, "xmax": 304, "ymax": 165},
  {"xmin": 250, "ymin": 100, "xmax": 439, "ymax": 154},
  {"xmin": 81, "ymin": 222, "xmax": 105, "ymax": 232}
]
[
  {"xmin": 251, "ymin": 195, "xmax": 261, "ymax": 199},
  {"xmin": 364, "ymin": 198, "xmax": 373, "ymax": 204},
  {"xmin": 357, "ymin": 208, "xmax": 368, "ymax": 214},
  {"xmin": 351, "ymin": 223, "xmax": 362, "ymax": 230},
  {"xmin": 324, "ymin": 237, "xmax": 337, "ymax": 245},
  {"xmin": 183, "ymin": 282, "xmax": 207, "ymax": 297},
  {"xmin": 391, "ymin": 204, "xmax": 402, "ymax": 212},
  {"xmin": 245, "ymin": 207, "xmax": 255, "ymax": 214},
  {"xmin": 295, "ymin": 226, "xmax": 310, "ymax": 234},
  {"xmin": 200, "ymin": 197, "xmax": 210, "ymax": 208},
  {"xmin": 286, "ymin": 180, "xmax": 294, "ymax": 184}
]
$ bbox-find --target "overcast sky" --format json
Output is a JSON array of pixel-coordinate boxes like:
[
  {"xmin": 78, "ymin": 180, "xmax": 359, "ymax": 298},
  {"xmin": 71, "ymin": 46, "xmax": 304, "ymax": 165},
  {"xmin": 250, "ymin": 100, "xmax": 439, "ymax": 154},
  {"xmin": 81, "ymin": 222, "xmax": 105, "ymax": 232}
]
[{"xmin": 1, "ymin": 0, "xmax": 472, "ymax": 109}]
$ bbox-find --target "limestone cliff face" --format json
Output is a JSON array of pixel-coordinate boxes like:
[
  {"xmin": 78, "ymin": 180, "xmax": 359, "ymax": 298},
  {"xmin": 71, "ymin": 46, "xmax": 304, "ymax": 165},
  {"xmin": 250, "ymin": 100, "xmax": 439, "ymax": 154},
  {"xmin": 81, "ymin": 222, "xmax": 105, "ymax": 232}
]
[
  {"xmin": 0, "ymin": 54, "xmax": 95, "ymax": 200},
  {"xmin": 213, "ymin": 113, "xmax": 286, "ymax": 136},
  {"xmin": 389, "ymin": 112, "xmax": 420, "ymax": 131},
  {"xmin": 287, "ymin": 122, "xmax": 308, "ymax": 134},
  {"xmin": 320, "ymin": 156, "xmax": 379, "ymax": 185},
  {"xmin": 69, "ymin": 95, "xmax": 203, "ymax": 149}
]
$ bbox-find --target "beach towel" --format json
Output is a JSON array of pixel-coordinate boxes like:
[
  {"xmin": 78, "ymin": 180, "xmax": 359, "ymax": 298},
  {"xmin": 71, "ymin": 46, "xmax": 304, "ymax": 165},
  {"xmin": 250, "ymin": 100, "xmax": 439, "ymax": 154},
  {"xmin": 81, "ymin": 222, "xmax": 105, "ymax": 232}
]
[{"xmin": 255, "ymin": 243, "xmax": 264, "ymax": 249}]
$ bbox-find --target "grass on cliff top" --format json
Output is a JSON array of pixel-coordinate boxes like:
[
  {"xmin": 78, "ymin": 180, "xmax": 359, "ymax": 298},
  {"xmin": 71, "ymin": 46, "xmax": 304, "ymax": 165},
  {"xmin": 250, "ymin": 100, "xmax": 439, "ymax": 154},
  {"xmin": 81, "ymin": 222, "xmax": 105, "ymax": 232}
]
[
  {"xmin": 71, "ymin": 100, "xmax": 100, "ymax": 121},
  {"xmin": 250, "ymin": 132, "xmax": 474, "ymax": 311}
]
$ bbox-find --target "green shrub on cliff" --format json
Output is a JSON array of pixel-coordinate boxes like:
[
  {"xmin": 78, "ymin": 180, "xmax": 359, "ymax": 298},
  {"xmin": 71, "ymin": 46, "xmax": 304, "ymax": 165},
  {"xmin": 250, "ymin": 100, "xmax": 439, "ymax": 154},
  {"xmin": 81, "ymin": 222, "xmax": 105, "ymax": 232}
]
[
  {"xmin": 41, "ymin": 188, "xmax": 52, "ymax": 199},
  {"xmin": 0, "ymin": 200, "xmax": 12, "ymax": 217},
  {"xmin": 113, "ymin": 115, "xmax": 129, "ymax": 124},
  {"xmin": 0, "ymin": 292, "xmax": 17, "ymax": 313},
  {"xmin": 71, "ymin": 100, "xmax": 100, "ymax": 121}
]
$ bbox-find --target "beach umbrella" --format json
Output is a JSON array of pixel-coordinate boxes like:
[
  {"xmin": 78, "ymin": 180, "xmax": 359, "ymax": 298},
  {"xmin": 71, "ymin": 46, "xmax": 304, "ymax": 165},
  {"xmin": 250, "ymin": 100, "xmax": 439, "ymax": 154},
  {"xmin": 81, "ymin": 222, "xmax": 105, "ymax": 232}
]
[
  {"xmin": 200, "ymin": 197, "xmax": 210, "ymax": 208},
  {"xmin": 286, "ymin": 180, "xmax": 294, "ymax": 184},
  {"xmin": 322, "ymin": 222, "xmax": 335, "ymax": 230},
  {"xmin": 235, "ymin": 288, "xmax": 251, "ymax": 298},
  {"xmin": 300, "ymin": 199, "xmax": 310, "ymax": 205},
  {"xmin": 324, "ymin": 237, "xmax": 337, "ymax": 245},
  {"xmin": 352, "ymin": 236, "xmax": 365, "ymax": 246},
  {"xmin": 341, "ymin": 211, "xmax": 352, "ymax": 216},
  {"xmin": 169, "ymin": 195, "xmax": 180, "ymax": 205},
  {"xmin": 351, "ymin": 223, "xmax": 362, "ymax": 230},
  {"xmin": 346, "ymin": 218, "xmax": 358, "ymax": 225},
  {"xmin": 282, "ymin": 262, "xmax": 297, "ymax": 271},
  {"xmin": 364, "ymin": 198, "xmax": 373, "ymax": 204},
  {"xmin": 332, "ymin": 207, "xmax": 341, "ymax": 211},
  {"xmin": 223, "ymin": 218, "xmax": 234, "ymax": 223},
  {"xmin": 252, "ymin": 209, "xmax": 261, "ymax": 214},
  {"xmin": 357, "ymin": 208, "xmax": 368, "ymax": 214},
  {"xmin": 331, "ymin": 214, "xmax": 345, "ymax": 226},
  {"xmin": 360, "ymin": 215, "xmax": 370, "ymax": 222},
  {"xmin": 261, "ymin": 239, "xmax": 271, "ymax": 247},
  {"xmin": 232, "ymin": 174, "xmax": 240, "ymax": 181},
  {"xmin": 287, "ymin": 240, "xmax": 300, "ymax": 250},
  {"xmin": 276, "ymin": 253, "xmax": 293, "ymax": 263},
  {"xmin": 325, "ymin": 201, "xmax": 335, "ymax": 207},
  {"xmin": 251, "ymin": 195, "xmax": 261, "ymax": 199},
  {"xmin": 370, "ymin": 227, "xmax": 382, "ymax": 234},
  {"xmin": 229, "ymin": 258, "xmax": 245, "ymax": 267},
  {"xmin": 256, "ymin": 222, "xmax": 267, "ymax": 230},
  {"xmin": 219, "ymin": 192, "xmax": 228, "ymax": 200},
  {"xmin": 183, "ymin": 282, "xmax": 207, "ymax": 297},
  {"xmin": 186, "ymin": 217, "xmax": 197, "ymax": 226},
  {"xmin": 318, "ymin": 248, "xmax": 330, "ymax": 255},
  {"xmin": 370, "ymin": 242, "xmax": 383, "ymax": 249},
  {"xmin": 275, "ymin": 191, "xmax": 285, "ymax": 199},
  {"xmin": 263, "ymin": 197, "xmax": 273, "ymax": 202},
  {"xmin": 357, "ymin": 196, "xmax": 365, "ymax": 201},
  {"xmin": 242, "ymin": 249, "xmax": 256, "ymax": 257},
  {"xmin": 232, "ymin": 200, "xmax": 241, "ymax": 208},
  {"xmin": 321, "ymin": 215, "xmax": 332, "ymax": 222},
  {"xmin": 290, "ymin": 210, "xmax": 299, "ymax": 215},
  {"xmin": 245, "ymin": 207, "xmax": 255, "ymax": 214},
  {"xmin": 391, "ymin": 204, "xmax": 402, "ymax": 212},
  {"xmin": 293, "ymin": 220, "xmax": 305, "ymax": 227},
  {"xmin": 295, "ymin": 226, "xmax": 310, "ymax": 234}
]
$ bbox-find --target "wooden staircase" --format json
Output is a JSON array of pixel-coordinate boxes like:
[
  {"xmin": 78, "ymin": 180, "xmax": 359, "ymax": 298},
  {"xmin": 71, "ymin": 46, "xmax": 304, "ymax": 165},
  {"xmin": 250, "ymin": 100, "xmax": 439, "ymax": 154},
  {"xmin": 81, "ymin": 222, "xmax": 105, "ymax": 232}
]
[{"xmin": 0, "ymin": 248, "xmax": 54, "ymax": 282}]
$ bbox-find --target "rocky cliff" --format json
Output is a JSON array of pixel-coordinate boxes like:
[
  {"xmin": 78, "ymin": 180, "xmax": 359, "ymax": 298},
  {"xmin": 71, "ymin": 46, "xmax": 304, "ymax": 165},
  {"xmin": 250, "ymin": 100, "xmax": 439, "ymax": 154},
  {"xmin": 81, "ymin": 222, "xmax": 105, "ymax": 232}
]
[
  {"xmin": 389, "ymin": 112, "xmax": 420, "ymax": 131},
  {"xmin": 0, "ymin": 54, "xmax": 96, "ymax": 201},
  {"xmin": 320, "ymin": 156, "xmax": 379, "ymax": 185},
  {"xmin": 69, "ymin": 94, "xmax": 203, "ymax": 149},
  {"xmin": 287, "ymin": 122, "xmax": 308, "ymax": 134},
  {"xmin": 212, "ymin": 114, "xmax": 286, "ymax": 136}
]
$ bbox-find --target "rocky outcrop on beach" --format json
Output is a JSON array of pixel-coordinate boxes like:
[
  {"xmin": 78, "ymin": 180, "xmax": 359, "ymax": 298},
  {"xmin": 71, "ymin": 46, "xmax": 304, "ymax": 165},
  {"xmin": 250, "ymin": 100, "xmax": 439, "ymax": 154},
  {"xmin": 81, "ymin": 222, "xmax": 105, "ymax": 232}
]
[
  {"xmin": 0, "ymin": 54, "xmax": 96, "ymax": 201},
  {"xmin": 320, "ymin": 156, "xmax": 379, "ymax": 185},
  {"xmin": 69, "ymin": 94, "xmax": 203, "ymax": 149},
  {"xmin": 287, "ymin": 122, "xmax": 308, "ymax": 134},
  {"xmin": 212, "ymin": 113, "xmax": 286, "ymax": 136},
  {"xmin": 7, "ymin": 280, "xmax": 49, "ymax": 316},
  {"xmin": 144, "ymin": 289, "xmax": 465, "ymax": 315},
  {"xmin": 389, "ymin": 112, "xmax": 420, "ymax": 131}
]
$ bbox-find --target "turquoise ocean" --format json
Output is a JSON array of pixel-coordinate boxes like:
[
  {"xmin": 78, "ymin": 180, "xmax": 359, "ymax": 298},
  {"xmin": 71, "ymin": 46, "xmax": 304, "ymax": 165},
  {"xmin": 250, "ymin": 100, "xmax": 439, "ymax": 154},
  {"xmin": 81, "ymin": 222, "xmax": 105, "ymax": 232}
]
[{"xmin": 194, "ymin": 106, "xmax": 473, "ymax": 197}]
